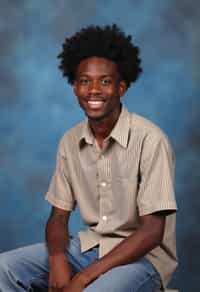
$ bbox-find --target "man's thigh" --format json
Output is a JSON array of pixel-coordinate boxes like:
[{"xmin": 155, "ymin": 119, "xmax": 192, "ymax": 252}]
[
  {"xmin": 84, "ymin": 257, "xmax": 161, "ymax": 292},
  {"xmin": 0, "ymin": 243, "xmax": 49, "ymax": 291},
  {"xmin": 66, "ymin": 236, "xmax": 99, "ymax": 273}
]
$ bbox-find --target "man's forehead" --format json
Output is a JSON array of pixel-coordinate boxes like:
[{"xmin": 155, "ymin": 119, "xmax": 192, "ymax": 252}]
[{"xmin": 77, "ymin": 56, "xmax": 119, "ymax": 76}]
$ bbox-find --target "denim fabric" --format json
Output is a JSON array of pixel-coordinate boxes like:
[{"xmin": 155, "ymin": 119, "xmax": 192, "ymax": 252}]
[{"xmin": 0, "ymin": 236, "xmax": 161, "ymax": 292}]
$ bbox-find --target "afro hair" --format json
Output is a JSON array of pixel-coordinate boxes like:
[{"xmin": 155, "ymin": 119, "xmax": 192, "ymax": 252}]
[{"xmin": 58, "ymin": 24, "xmax": 142, "ymax": 88}]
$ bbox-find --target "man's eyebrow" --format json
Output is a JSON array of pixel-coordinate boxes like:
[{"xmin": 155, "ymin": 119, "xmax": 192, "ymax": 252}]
[{"xmin": 101, "ymin": 74, "xmax": 113, "ymax": 78}]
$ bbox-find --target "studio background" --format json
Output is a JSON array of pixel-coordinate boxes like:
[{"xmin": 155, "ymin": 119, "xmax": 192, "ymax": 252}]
[{"xmin": 0, "ymin": 1, "xmax": 199, "ymax": 291}]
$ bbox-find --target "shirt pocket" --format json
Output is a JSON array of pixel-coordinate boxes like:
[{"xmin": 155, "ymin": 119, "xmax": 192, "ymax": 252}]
[{"xmin": 112, "ymin": 175, "xmax": 139, "ymax": 228}]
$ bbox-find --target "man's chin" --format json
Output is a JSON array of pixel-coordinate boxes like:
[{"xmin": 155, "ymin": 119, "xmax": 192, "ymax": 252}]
[
  {"xmin": 86, "ymin": 113, "xmax": 104, "ymax": 121},
  {"xmin": 84, "ymin": 109, "xmax": 105, "ymax": 121}
]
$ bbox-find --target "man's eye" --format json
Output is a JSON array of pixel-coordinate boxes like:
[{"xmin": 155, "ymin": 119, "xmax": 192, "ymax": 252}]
[
  {"xmin": 80, "ymin": 79, "xmax": 89, "ymax": 85},
  {"xmin": 101, "ymin": 79, "xmax": 111, "ymax": 85}
]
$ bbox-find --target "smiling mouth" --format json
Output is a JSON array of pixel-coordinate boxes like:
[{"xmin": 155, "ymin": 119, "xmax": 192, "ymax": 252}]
[{"xmin": 87, "ymin": 100, "xmax": 105, "ymax": 109}]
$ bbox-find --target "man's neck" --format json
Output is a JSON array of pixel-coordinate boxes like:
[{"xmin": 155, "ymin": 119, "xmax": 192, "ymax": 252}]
[{"xmin": 89, "ymin": 106, "xmax": 121, "ymax": 148}]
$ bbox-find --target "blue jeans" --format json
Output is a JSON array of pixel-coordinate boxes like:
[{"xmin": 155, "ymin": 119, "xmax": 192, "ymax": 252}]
[{"xmin": 0, "ymin": 236, "xmax": 161, "ymax": 292}]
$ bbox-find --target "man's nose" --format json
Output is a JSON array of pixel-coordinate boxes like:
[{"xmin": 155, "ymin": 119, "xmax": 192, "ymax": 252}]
[{"xmin": 88, "ymin": 81, "xmax": 101, "ymax": 94}]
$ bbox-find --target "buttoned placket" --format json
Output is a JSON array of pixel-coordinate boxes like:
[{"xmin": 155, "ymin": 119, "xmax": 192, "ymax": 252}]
[{"xmin": 95, "ymin": 142, "xmax": 112, "ymax": 232}]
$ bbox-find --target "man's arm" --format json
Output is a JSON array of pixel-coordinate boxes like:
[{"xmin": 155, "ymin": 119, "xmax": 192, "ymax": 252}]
[
  {"xmin": 67, "ymin": 213, "xmax": 165, "ymax": 290},
  {"xmin": 45, "ymin": 206, "xmax": 72, "ymax": 291}
]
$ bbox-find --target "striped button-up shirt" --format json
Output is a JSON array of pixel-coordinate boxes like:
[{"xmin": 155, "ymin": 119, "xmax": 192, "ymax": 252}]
[{"xmin": 46, "ymin": 105, "xmax": 178, "ymax": 288}]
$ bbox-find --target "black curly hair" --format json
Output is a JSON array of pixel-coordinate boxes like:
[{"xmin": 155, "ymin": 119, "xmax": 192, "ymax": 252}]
[{"xmin": 58, "ymin": 24, "xmax": 142, "ymax": 88}]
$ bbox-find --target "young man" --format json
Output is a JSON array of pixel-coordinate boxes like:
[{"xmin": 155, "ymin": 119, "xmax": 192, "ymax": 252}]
[{"xmin": 0, "ymin": 24, "xmax": 177, "ymax": 292}]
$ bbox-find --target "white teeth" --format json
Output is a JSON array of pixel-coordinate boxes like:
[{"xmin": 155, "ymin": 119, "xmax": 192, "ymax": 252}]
[
  {"xmin": 88, "ymin": 101, "xmax": 103, "ymax": 105},
  {"xmin": 87, "ymin": 100, "xmax": 104, "ymax": 109}
]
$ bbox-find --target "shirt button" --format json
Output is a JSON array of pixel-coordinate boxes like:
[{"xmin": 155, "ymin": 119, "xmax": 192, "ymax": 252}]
[
  {"xmin": 101, "ymin": 182, "xmax": 107, "ymax": 187},
  {"xmin": 102, "ymin": 215, "xmax": 107, "ymax": 221}
]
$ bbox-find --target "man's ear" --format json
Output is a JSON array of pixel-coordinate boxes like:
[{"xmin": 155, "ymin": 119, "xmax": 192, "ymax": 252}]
[{"xmin": 119, "ymin": 80, "xmax": 127, "ymax": 97}]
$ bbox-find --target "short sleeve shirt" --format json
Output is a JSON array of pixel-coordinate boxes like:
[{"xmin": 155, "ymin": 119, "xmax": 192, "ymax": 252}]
[{"xmin": 45, "ymin": 105, "xmax": 178, "ymax": 288}]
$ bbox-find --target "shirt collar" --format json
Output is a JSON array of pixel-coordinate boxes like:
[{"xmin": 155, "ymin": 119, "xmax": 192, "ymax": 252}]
[
  {"xmin": 80, "ymin": 121, "xmax": 94, "ymax": 146},
  {"xmin": 79, "ymin": 105, "xmax": 130, "ymax": 148},
  {"xmin": 109, "ymin": 105, "xmax": 130, "ymax": 148}
]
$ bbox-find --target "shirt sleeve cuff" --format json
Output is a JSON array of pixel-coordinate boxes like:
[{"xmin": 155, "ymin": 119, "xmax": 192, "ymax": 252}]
[
  {"xmin": 138, "ymin": 201, "xmax": 177, "ymax": 216},
  {"xmin": 45, "ymin": 192, "xmax": 74, "ymax": 211}
]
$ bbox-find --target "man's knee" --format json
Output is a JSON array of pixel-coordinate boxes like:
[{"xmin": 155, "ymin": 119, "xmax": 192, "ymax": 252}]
[
  {"xmin": 0, "ymin": 252, "xmax": 16, "ymax": 288},
  {"xmin": 0, "ymin": 252, "xmax": 12, "ymax": 274}
]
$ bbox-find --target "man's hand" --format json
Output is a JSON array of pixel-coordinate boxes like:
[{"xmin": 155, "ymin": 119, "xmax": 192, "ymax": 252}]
[
  {"xmin": 48, "ymin": 253, "xmax": 72, "ymax": 292},
  {"xmin": 63, "ymin": 272, "xmax": 89, "ymax": 292}
]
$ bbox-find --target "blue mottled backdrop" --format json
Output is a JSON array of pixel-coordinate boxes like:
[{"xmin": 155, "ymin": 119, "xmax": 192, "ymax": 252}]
[{"xmin": 0, "ymin": 1, "xmax": 200, "ymax": 291}]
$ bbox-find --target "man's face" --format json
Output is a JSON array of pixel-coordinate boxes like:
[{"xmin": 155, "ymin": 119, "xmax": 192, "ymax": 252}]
[{"xmin": 73, "ymin": 56, "xmax": 126, "ymax": 122}]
